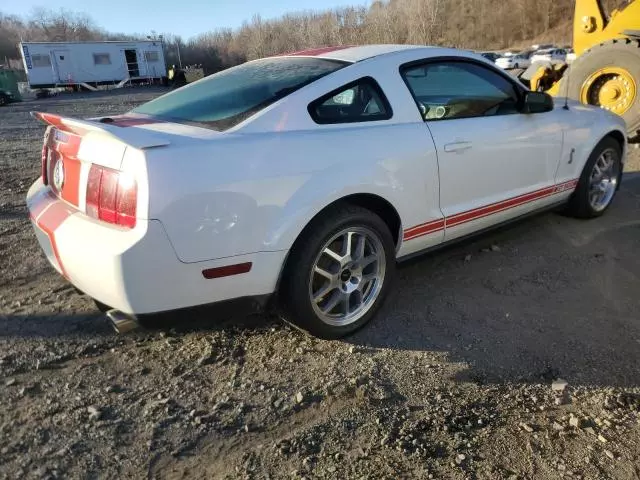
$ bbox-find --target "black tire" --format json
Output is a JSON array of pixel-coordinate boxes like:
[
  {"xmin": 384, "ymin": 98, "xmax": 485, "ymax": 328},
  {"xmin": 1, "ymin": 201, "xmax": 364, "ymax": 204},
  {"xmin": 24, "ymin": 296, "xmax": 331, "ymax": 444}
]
[
  {"xmin": 279, "ymin": 204, "xmax": 396, "ymax": 339},
  {"xmin": 564, "ymin": 137, "xmax": 622, "ymax": 219},
  {"xmin": 559, "ymin": 39, "xmax": 640, "ymax": 138},
  {"xmin": 0, "ymin": 94, "xmax": 8, "ymax": 106}
]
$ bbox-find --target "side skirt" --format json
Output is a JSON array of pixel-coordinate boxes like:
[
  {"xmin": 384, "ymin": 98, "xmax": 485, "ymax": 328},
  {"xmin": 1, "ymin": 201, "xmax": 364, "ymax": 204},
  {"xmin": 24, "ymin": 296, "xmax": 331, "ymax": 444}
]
[{"xmin": 397, "ymin": 200, "xmax": 568, "ymax": 264}]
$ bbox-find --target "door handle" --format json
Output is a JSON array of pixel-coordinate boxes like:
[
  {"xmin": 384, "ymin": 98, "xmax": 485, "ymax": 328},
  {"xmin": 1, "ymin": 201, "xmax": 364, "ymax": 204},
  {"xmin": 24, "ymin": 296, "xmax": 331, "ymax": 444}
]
[{"xmin": 444, "ymin": 141, "xmax": 472, "ymax": 153}]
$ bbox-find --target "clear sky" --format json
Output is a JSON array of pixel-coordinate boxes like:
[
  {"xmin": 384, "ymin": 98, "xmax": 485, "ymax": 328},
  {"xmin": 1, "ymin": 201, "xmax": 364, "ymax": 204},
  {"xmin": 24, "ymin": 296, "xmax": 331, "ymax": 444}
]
[{"xmin": 4, "ymin": 0, "xmax": 369, "ymax": 39}]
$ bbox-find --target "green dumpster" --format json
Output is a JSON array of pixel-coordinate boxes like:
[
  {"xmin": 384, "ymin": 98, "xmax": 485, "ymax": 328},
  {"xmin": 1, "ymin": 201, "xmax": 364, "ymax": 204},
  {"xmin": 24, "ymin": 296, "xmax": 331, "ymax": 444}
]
[{"xmin": 0, "ymin": 69, "xmax": 22, "ymax": 105}]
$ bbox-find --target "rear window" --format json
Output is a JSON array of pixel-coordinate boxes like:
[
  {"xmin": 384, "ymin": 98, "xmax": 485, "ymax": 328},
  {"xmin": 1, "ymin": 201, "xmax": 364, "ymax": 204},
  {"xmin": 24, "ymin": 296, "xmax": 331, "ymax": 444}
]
[{"xmin": 132, "ymin": 57, "xmax": 348, "ymax": 131}]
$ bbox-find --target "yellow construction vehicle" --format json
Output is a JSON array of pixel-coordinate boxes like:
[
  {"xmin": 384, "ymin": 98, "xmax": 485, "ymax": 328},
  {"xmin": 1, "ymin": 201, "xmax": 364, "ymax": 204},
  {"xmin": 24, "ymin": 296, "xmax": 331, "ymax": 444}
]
[{"xmin": 528, "ymin": 0, "xmax": 640, "ymax": 138}]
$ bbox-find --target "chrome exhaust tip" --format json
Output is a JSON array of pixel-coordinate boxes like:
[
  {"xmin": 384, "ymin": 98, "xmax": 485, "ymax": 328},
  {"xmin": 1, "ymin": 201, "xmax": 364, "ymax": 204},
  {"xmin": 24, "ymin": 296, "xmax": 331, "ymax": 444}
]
[{"xmin": 106, "ymin": 309, "xmax": 140, "ymax": 334}]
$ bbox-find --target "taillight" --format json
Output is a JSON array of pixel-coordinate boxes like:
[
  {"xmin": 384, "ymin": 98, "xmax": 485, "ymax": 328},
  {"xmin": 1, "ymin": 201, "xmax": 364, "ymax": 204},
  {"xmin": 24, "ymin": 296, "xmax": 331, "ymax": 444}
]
[
  {"xmin": 41, "ymin": 127, "xmax": 52, "ymax": 185},
  {"xmin": 86, "ymin": 164, "xmax": 137, "ymax": 228},
  {"xmin": 41, "ymin": 145, "xmax": 49, "ymax": 185}
]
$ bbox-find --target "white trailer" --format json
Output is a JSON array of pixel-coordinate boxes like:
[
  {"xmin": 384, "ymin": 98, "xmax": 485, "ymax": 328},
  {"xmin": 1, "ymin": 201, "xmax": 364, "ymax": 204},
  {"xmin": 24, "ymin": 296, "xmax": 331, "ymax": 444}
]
[{"xmin": 19, "ymin": 40, "xmax": 167, "ymax": 89}]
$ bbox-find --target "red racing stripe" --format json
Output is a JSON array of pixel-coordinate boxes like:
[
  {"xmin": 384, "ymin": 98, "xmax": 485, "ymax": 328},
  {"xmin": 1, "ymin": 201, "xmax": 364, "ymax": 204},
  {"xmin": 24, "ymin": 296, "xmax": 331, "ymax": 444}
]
[
  {"xmin": 403, "ymin": 219, "xmax": 445, "ymax": 241},
  {"xmin": 446, "ymin": 186, "xmax": 556, "ymax": 227},
  {"xmin": 47, "ymin": 131, "xmax": 82, "ymax": 206},
  {"xmin": 281, "ymin": 46, "xmax": 353, "ymax": 57},
  {"xmin": 29, "ymin": 190, "xmax": 57, "ymax": 220},
  {"xmin": 35, "ymin": 201, "xmax": 75, "ymax": 278},
  {"xmin": 59, "ymin": 157, "xmax": 82, "ymax": 206},
  {"xmin": 33, "ymin": 112, "xmax": 90, "ymax": 136}
]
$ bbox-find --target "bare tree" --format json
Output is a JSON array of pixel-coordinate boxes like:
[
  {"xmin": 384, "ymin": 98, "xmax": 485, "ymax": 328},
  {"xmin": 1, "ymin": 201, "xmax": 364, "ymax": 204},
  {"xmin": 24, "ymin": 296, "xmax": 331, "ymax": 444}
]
[{"xmin": 1, "ymin": 0, "xmax": 578, "ymax": 73}]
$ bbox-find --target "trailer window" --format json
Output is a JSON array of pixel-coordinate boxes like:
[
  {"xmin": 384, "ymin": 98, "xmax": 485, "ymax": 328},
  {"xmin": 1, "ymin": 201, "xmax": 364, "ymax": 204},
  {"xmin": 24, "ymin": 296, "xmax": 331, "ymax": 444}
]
[
  {"xmin": 31, "ymin": 54, "xmax": 51, "ymax": 68},
  {"xmin": 93, "ymin": 53, "xmax": 111, "ymax": 65},
  {"xmin": 132, "ymin": 57, "xmax": 348, "ymax": 131},
  {"xmin": 144, "ymin": 51, "xmax": 159, "ymax": 62}
]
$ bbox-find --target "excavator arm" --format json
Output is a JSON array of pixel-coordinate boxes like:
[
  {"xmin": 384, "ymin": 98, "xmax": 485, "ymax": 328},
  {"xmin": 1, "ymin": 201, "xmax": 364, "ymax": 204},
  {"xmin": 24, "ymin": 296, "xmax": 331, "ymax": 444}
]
[{"xmin": 574, "ymin": 0, "xmax": 640, "ymax": 55}]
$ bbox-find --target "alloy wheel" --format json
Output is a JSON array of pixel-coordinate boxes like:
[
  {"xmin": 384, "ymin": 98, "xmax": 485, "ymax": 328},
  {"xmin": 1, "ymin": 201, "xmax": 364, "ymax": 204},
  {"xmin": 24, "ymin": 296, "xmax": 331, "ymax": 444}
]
[
  {"xmin": 589, "ymin": 147, "xmax": 620, "ymax": 212},
  {"xmin": 309, "ymin": 226, "xmax": 386, "ymax": 327}
]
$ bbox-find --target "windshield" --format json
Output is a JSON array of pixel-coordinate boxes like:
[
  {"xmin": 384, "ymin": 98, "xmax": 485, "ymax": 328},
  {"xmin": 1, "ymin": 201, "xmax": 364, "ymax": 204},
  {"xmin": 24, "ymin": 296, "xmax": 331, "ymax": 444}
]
[{"xmin": 132, "ymin": 57, "xmax": 348, "ymax": 131}]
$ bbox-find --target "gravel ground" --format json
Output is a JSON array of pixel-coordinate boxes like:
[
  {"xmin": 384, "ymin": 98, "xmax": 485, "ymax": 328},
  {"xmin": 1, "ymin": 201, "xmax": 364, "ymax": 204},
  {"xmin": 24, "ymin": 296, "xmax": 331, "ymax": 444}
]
[{"xmin": 1, "ymin": 90, "xmax": 640, "ymax": 480}]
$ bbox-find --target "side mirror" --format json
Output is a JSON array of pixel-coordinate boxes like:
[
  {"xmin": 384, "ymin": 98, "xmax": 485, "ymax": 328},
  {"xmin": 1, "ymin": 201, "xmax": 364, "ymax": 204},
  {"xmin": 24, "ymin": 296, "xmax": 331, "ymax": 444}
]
[{"xmin": 522, "ymin": 91, "xmax": 554, "ymax": 113}]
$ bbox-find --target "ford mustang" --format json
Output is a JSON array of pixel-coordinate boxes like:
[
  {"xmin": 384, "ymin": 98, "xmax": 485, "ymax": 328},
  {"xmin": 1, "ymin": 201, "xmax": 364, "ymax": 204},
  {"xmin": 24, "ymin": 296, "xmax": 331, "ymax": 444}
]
[{"xmin": 27, "ymin": 45, "xmax": 627, "ymax": 338}]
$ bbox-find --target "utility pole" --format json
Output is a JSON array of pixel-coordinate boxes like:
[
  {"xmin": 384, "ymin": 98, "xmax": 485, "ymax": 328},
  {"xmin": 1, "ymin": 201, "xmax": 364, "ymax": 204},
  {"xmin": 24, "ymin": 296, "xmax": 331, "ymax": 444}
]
[{"xmin": 176, "ymin": 41, "xmax": 182, "ymax": 69}]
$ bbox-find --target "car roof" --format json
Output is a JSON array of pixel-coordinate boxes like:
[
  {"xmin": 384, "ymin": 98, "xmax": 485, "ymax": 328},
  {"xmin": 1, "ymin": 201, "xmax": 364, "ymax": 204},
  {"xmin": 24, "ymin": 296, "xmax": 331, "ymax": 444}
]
[{"xmin": 277, "ymin": 44, "xmax": 438, "ymax": 63}]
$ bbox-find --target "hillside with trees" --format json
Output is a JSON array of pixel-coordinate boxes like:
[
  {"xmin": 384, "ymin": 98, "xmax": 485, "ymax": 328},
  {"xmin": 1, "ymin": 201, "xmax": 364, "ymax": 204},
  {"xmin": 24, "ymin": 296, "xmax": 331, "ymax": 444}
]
[{"xmin": 0, "ymin": 0, "xmax": 626, "ymax": 73}]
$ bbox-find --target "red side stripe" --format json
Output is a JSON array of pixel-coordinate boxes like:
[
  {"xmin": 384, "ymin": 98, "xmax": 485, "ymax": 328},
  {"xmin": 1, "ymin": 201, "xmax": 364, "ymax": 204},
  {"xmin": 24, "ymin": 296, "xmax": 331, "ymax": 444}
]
[
  {"xmin": 446, "ymin": 186, "xmax": 555, "ymax": 227},
  {"xmin": 403, "ymin": 219, "xmax": 445, "ymax": 241},
  {"xmin": 403, "ymin": 179, "xmax": 578, "ymax": 242},
  {"xmin": 404, "ymin": 218, "xmax": 445, "ymax": 236}
]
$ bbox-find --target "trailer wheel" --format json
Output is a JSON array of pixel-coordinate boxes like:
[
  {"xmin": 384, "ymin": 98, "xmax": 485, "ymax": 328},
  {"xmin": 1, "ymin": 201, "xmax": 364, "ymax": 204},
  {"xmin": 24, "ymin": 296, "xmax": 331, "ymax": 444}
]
[{"xmin": 560, "ymin": 39, "xmax": 640, "ymax": 139}]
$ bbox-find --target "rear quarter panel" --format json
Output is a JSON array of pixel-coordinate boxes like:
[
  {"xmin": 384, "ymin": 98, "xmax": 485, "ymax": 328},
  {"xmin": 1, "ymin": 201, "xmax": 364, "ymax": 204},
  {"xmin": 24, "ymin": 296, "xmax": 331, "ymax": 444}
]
[{"xmin": 146, "ymin": 124, "xmax": 440, "ymax": 263}]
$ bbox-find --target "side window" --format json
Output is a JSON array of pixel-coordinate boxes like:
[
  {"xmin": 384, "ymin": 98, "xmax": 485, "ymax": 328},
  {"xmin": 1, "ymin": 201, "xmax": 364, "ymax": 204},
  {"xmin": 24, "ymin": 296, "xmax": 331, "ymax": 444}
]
[
  {"xmin": 31, "ymin": 54, "xmax": 52, "ymax": 68},
  {"xmin": 308, "ymin": 77, "xmax": 392, "ymax": 124},
  {"xmin": 400, "ymin": 61, "xmax": 521, "ymax": 121},
  {"xmin": 93, "ymin": 53, "xmax": 111, "ymax": 65}
]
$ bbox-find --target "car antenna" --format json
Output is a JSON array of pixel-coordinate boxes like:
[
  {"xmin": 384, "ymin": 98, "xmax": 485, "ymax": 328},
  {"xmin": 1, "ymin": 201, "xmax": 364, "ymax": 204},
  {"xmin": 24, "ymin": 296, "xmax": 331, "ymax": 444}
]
[{"xmin": 563, "ymin": 63, "xmax": 570, "ymax": 110}]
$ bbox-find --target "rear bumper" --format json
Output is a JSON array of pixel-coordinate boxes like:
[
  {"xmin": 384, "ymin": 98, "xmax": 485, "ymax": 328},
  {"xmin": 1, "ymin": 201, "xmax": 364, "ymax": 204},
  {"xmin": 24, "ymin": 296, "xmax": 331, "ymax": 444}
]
[{"xmin": 27, "ymin": 179, "xmax": 287, "ymax": 315}]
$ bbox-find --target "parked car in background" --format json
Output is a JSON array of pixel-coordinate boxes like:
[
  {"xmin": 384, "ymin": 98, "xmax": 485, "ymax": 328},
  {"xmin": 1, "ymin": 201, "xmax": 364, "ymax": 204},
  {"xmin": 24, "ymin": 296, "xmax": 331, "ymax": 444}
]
[
  {"xmin": 0, "ymin": 89, "xmax": 16, "ymax": 106},
  {"xmin": 531, "ymin": 43, "xmax": 555, "ymax": 51},
  {"xmin": 480, "ymin": 51, "xmax": 501, "ymax": 62},
  {"xmin": 531, "ymin": 48, "xmax": 567, "ymax": 65},
  {"xmin": 496, "ymin": 52, "xmax": 532, "ymax": 69},
  {"xmin": 27, "ymin": 45, "xmax": 627, "ymax": 339}
]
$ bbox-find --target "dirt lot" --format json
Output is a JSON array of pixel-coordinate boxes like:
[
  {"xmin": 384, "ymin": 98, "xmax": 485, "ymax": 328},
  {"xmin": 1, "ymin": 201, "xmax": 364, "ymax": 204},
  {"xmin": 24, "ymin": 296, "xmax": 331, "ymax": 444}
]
[{"xmin": 1, "ymin": 90, "xmax": 639, "ymax": 480}]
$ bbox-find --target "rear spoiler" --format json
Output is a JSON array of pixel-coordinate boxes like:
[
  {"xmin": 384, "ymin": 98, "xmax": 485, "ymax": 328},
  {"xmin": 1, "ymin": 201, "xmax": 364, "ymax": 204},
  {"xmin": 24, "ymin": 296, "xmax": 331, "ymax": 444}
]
[{"xmin": 31, "ymin": 112, "xmax": 170, "ymax": 149}]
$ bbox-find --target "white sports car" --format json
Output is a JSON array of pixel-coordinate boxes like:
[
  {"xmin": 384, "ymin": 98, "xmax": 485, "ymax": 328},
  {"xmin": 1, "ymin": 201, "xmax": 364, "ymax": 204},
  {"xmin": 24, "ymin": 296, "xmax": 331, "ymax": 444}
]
[{"xmin": 27, "ymin": 45, "xmax": 627, "ymax": 338}]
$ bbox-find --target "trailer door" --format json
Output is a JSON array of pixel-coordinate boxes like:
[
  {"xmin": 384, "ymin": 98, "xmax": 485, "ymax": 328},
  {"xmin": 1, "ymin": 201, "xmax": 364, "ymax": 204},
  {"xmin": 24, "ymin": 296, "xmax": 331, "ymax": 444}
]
[
  {"xmin": 124, "ymin": 49, "xmax": 140, "ymax": 77},
  {"xmin": 53, "ymin": 50, "xmax": 74, "ymax": 84}
]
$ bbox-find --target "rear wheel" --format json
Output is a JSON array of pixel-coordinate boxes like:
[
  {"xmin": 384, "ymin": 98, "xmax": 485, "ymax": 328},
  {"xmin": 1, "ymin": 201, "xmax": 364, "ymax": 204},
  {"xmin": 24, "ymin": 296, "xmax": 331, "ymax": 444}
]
[
  {"xmin": 560, "ymin": 39, "xmax": 640, "ymax": 139},
  {"xmin": 279, "ymin": 204, "xmax": 395, "ymax": 339},
  {"xmin": 0, "ymin": 94, "xmax": 8, "ymax": 106},
  {"xmin": 565, "ymin": 137, "xmax": 622, "ymax": 218}
]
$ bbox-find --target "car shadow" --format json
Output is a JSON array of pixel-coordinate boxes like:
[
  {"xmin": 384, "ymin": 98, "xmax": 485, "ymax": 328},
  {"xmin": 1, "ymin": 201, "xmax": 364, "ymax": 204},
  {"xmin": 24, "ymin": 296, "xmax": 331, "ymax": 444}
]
[
  {"xmin": 0, "ymin": 308, "xmax": 275, "ymax": 340},
  {"xmin": 350, "ymin": 197, "xmax": 640, "ymax": 389}
]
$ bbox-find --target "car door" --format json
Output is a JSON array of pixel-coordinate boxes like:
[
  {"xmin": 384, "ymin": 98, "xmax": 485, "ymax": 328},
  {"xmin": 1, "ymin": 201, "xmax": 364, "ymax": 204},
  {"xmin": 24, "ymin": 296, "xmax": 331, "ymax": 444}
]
[{"xmin": 400, "ymin": 59, "xmax": 564, "ymax": 241}]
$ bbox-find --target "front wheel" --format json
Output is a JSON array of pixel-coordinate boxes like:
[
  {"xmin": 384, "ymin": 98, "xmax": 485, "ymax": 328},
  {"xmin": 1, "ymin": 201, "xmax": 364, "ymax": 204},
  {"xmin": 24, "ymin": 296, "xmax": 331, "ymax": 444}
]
[
  {"xmin": 564, "ymin": 137, "xmax": 622, "ymax": 218},
  {"xmin": 279, "ymin": 204, "xmax": 396, "ymax": 339}
]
